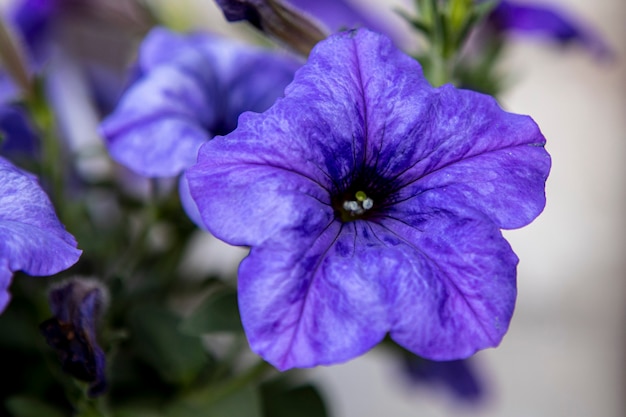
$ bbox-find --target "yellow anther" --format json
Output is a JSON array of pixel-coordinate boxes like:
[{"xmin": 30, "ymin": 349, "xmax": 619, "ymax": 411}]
[{"xmin": 355, "ymin": 191, "xmax": 367, "ymax": 202}]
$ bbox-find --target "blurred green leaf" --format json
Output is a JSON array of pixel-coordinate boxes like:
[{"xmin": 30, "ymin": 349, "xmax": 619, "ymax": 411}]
[
  {"xmin": 166, "ymin": 385, "xmax": 261, "ymax": 417},
  {"xmin": 114, "ymin": 405, "xmax": 163, "ymax": 417},
  {"xmin": 179, "ymin": 288, "xmax": 242, "ymax": 335},
  {"xmin": 473, "ymin": 0, "xmax": 499, "ymax": 20},
  {"xmin": 128, "ymin": 304, "xmax": 208, "ymax": 385},
  {"xmin": 0, "ymin": 307, "xmax": 42, "ymax": 351},
  {"xmin": 5, "ymin": 396, "xmax": 66, "ymax": 417},
  {"xmin": 262, "ymin": 383, "xmax": 329, "ymax": 417}
]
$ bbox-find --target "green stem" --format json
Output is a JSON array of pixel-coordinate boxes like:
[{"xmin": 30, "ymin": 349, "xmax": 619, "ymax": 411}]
[
  {"xmin": 187, "ymin": 359, "xmax": 273, "ymax": 405},
  {"xmin": 27, "ymin": 81, "xmax": 66, "ymax": 215},
  {"xmin": 427, "ymin": 0, "xmax": 453, "ymax": 86},
  {"xmin": 103, "ymin": 201, "xmax": 158, "ymax": 281}
]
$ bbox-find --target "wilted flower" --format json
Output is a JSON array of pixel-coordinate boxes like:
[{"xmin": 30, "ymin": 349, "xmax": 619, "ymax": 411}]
[
  {"xmin": 0, "ymin": 156, "xmax": 81, "ymax": 313},
  {"xmin": 214, "ymin": 0, "xmax": 405, "ymax": 53},
  {"xmin": 187, "ymin": 29, "xmax": 550, "ymax": 370},
  {"xmin": 214, "ymin": 0, "xmax": 327, "ymax": 55},
  {"xmin": 40, "ymin": 278, "xmax": 108, "ymax": 397}
]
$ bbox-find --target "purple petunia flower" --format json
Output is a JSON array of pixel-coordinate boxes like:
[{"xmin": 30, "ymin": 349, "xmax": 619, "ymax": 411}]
[
  {"xmin": 0, "ymin": 104, "xmax": 39, "ymax": 158},
  {"xmin": 40, "ymin": 278, "xmax": 108, "ymax": 397},
  {"xmin": 187, "ymin": 29, "xmax": 550, "ymax": 370},
  {"xmin": 488, "ymin": 1, "xmax": 611, "ymax": 58},
  {"xmin": 0, "ymin": 156, "xmax": 81, "ymax": 313},
  {"xmin": 100, "ymin": 27, "xmax": 300, "ymax": 178},
  {"xmin": 402, "ymin": 355, "xmax": 484, "ymax": 403},
  {"xmin": 8, "ymin": 0, "xmax": 59, "ymax": 67}
]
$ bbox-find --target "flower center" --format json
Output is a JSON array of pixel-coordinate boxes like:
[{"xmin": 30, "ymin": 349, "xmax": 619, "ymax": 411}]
[{"xmin": 338, "ymin": 190, "xmax": 374, "ymax": 222}]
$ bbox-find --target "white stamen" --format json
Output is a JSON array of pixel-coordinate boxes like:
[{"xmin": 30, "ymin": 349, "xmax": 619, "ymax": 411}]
[
  {"xmin": 342, "ymin": 195, "xmax": 374, "ymax": 217},
  {"xmin": 344, "ymin": 201, "xmax": 359, "ymax": 212}
]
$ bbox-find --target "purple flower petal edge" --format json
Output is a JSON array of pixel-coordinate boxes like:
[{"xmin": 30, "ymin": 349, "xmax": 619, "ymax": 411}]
[{"xmin": 0, "ymin": 156, "xmax": 81, "ymax": 313}]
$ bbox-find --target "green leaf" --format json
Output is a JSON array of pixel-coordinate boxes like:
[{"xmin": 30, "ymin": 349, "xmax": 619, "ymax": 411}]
[
  {"xmin": 128, "ymin": 304, "xmax": 208, "ymax": 385},
  {"xmin": 5, "ymin": 396, "xmax": 66, "ymax": 417},
  {"xmin": 114, "ymin": 405, "xmax": 164, "ymax": 417},
  {"xmin": 448, "ymin": 0, "xmax": 471, "ymax": 32},
  {"xmin": 395, "ymin": 8, "xmax": 431, "ymax": 36},
  {"xmin": 262, "ymin": 383, "xmax": 329, "ymax": 417},
  {"xmin": 0, "ymin": 307, "xmax": 42, "ymax": 351},
  {"xmin": 179, "ymin": 288, "xmax": 243, "ymax": 335},
  {"xmin": 166, "ymin": 385, "xmax": 262, "ymax": 417},
  {"xmin": 473, "ymin": 0, "xmax": 499, "ymax": 20}
]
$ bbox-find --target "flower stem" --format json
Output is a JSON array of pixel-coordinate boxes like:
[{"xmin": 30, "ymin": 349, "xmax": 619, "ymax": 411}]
[
  {"xmin": 28, "ymin": 79, "xmax": 66, "ymax": 213},
  {"xmin": 186, "ymin": 359, "xmax": 273, "ymax": 406}
]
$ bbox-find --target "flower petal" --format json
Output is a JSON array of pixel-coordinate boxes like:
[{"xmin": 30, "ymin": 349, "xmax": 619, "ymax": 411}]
[
  {"xmin": 102, "ymin": 28, "xmax": 299, "ymax": 178},
  {"xmin": 288, "ymin": 0, "xmax": 384, "ymax": 34},
  {"xmin": 388, "ymin": 85, "xmax": 550, "ymax": 229},
  {"xmin": 374, "ymin": 213, "xmax": 517, "ymax": 359},
  {"xmin": 100, "ymin": 62, "xmax": 216, "ymax": 177},
  {"xmin": 0, "ymin": 157, "xmax": 81, "ymax": 313},
  {"xmin": 188, "ymin": 29, "xmax": 432, "ymax": 241},
  {"xmin": 0, "ymin": 158, "xmax": 81, "ymax": 275},
  {"xmin": 402, "ymin": 355, "xmax": 484, "ymax": 403},
  {"xmin": 239, "ymin": 221, "xmax": 395, "ymax": 370},
  {"xmin": 0, "ymin": 260, "xmax": 12, "ymax": 313},
  {"xmin": 188, "ymin": 159, "xmax": 332, "ymax": 246},
  {"xmin": 490, "ymin": 1, "xmax": 611, "ymax": 58}
]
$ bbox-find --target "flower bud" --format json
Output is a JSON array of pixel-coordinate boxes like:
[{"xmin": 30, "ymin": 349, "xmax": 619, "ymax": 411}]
[{"xmin": 40, "ymin": 277, "xmax": 108, "ymax": 397}]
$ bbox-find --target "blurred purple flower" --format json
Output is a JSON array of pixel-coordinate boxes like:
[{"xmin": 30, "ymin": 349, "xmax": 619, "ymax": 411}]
[
  {"xmin": 288, "ymin": 0, "xmax": 381, "ymax": 33},
  {"xmin": 187, "ymin": 29, "xmax": 550, "ymax": 370},
  {"xmin": 40, "ymin": 278, "xmax": 107, "ymax": 397},
  {"xmin": 100, "ymin": 27, "xmax": 300, "ymax": 178},
  {"xmin": 0, "ymin": 104, "xmax": 39, "ymax": 158},
  {"xmin": 402, "ymin": 355, "xmax": 484, "ymax": 403},
  {"xmin": 488, "ymin": 1, "xmax": 611, "ymax": 58},
  {"xmin": 0, "ymin": 156, "xmax": 81, "ymax": 313},
  {"xmin": 8, "ymin": 0, "xmax": 59, "ymax": 67}
]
